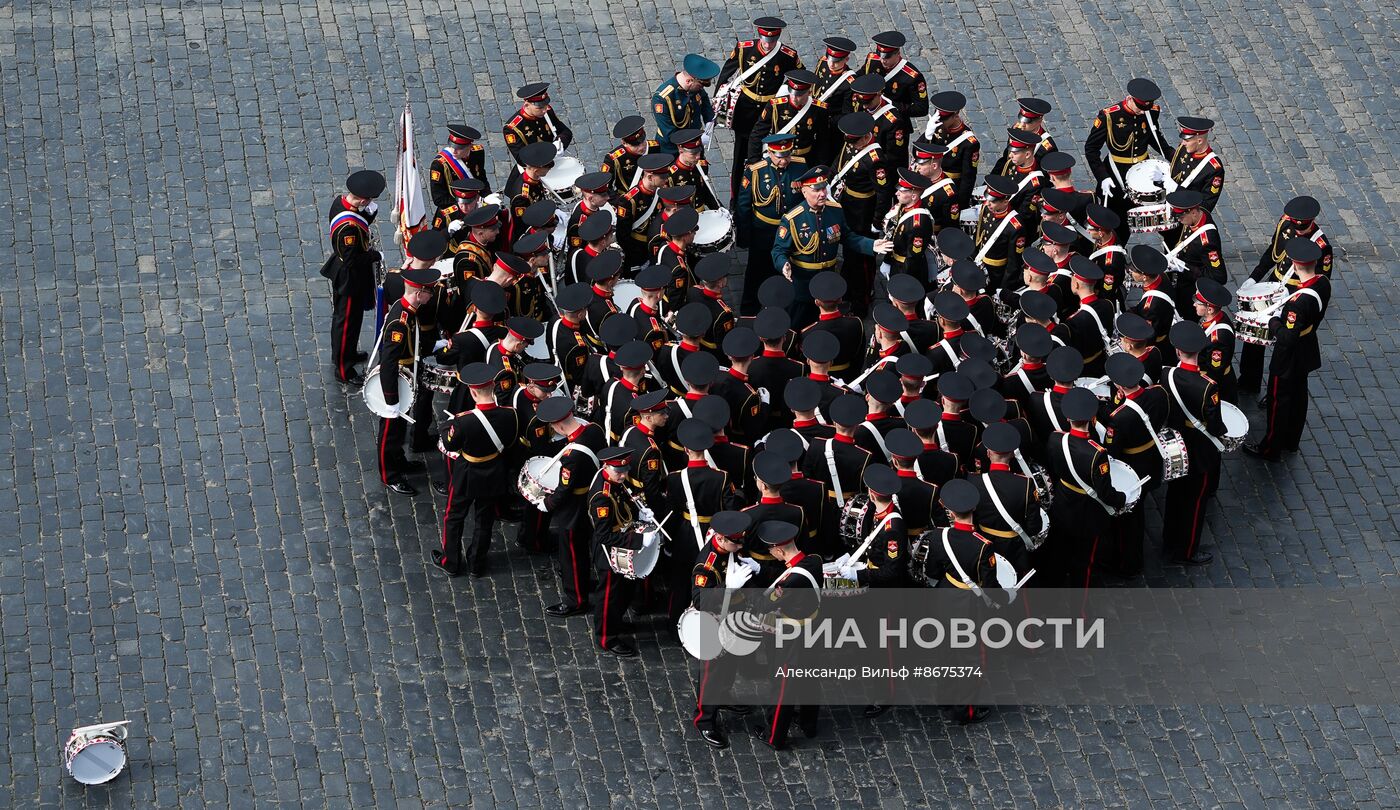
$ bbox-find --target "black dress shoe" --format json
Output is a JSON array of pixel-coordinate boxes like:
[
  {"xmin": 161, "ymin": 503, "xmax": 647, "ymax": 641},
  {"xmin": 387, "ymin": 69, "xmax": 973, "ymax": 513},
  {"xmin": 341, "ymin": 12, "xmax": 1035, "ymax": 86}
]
[
  {"xmin": 470, "ymin": 564, "xmax": 489, "ymax": 579},
  {"xmin": 432, "ymin": 560, "xmax": 466, "ymax": 578},
  {"xmin": 1175, "ymin": 550, "xmax": 1214, "ymax": 566},
  {"xmin": 353, "ymin": 350, "xmax": 369, "ymax": 363},
  {"xmin": 952, "ymin": 706, "xmax": 991, "ymax": 725},
  {"xmin": 720, "ymin": 705, "xmax": 752, "ymax": 716},
  {"xmin": 545, "ymin": 602, "xmax": 590, "ymax": 618},
  {"xmin": 340, "ymin": 372, "xmax": 366, "ymax": 386},
  {"xmin": 432, "ymin": 481, "xmax": 448, "ymax": 496},
  {"xmin": 862, "ymin": 704, "xmax": 889, "ymax": 718},
  {"xmin": 752, "ymin": 729, "xmax": 784, "ymax": 751},
  {"xmin": 799, "ymin": 720, "xmax": 819, "ymax": 739},
  {"xmin": 386, "ymin": 481, "xmax": 418, "ymax": 496},
  {"xmin": 698, "ymin": 728, "xmax": 729, "ymax": 749},
  {"xmin": 600, "ymin": 640, "xmax": 638, "ymax": 658},
  {"xmin": 1242, "ymin": 443, "xmax": 1278, "ymax": 461},
  {"xmin": 1257, "ymin": 393, "xmax": 1271, "ymax": 407}
]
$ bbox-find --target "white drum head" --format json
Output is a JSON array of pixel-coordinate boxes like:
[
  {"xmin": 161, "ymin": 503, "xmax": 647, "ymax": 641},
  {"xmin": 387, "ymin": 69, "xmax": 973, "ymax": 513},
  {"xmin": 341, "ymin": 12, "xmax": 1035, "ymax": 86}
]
[
  {"xmin": 525, "ymin": 456, "xmax": 561, "ymax": 490},
  {"xmin": 69, "ymin": 739, "xmax": 126, "ymax": 785},
  {"xmin": 1125, "ymin": 159, "xmax": 1173, "ymax": 194},
  {"xmin": 1109, "ymin": 458, "xmax": 1143, "ymax": 502},
  {"xmin": 695, "ymin": 209, "xmax": 731, "ymax": 244},
  {"xmin": 1221, "ymin": 401, "xmax": 1249, "ymax": 439},
  {"xmin": 525, "ymin": 338, "xmax": 550, "ymax": 360},
  {"xmin": 432, "ymin": 256, "xmax": 455, "ymax": 281},
  {"xmin": 1074, "ymin": 376, "xmax": 1111, "ymax": 399},
  {"xmin": 544, "ymin": 156, "xmax": 585, "ymax": 191},
  {"xmin": 678, "ymin": 608, "xmax": 723, "ymax": 660},
  {"xmin": 994, "ymin": 553, "xmax": 1019, "ymax": 591},
  {"xmin": 362, "ymin": 367, "xmax": 414, "ymax": 419},
  {"xmin": 719, "ymin": 610, "xmax": 766, "ymax": 656},
  {"xmin": 959, "ymin": 205, "xmax": 980, "ymax": 225},
  {"xmin": 612, "ymin": 281, "xmax": 642, "ymax": 312}
]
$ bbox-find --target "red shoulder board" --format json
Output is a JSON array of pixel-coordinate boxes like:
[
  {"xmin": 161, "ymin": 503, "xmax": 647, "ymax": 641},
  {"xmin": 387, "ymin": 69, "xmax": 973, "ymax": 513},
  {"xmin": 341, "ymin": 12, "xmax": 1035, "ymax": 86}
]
[
  {"xmin": 739, "ymin": 39, "xmax": 756, "ymax": 48},
  {"xmin": 1104, "ymin": 104, "xmax": 1121, "ymax": 114},
  {"xmin": 508, "ymin": 113, "xmax": 525, "ymax": 127},
  {"xmin": 901, "ymin": 64, "xmax": 919, "ymax": 77}
]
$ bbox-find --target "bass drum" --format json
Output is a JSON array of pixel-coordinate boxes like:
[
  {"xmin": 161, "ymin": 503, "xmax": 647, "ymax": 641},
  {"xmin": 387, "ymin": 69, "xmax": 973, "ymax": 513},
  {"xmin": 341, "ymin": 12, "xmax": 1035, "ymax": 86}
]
[
  {"xmin": 362, "ymin": 365, "xmax": 415, "ymax": 418},
  {"xmin": 1220, "ymin": 402, "xmax": 1249, "ymax": 452},
  {"xmin": 694, "ymin": 209, "xmax": 735, "ymax": 254},
  {"xmin": 677, "ymin": 606, "xmax": 723, "ymax": 660},
  {"xmin": 1108, "ymin": 458, "xmax": 1144, "ymax": 515},
  {"xmin": 516, "ymin": 455, "xmax": 561, "ymax": 511},
  {"xmin": 543, "ymin": 156, "xmax": 586, "ymax": 203}
]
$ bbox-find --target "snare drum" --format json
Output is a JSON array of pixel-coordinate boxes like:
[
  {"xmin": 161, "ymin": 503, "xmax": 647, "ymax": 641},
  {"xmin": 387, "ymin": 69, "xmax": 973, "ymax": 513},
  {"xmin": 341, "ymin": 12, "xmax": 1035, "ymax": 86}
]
[
  {"xmin": 958, "ymin": 204, "xmax": 980, "ymax": 236},
  {"xmin": 821, "ymin": 561, "xmax": 869, "ymax": 597},
  {"xmin": 1236, "ymin": 280, "xmax": 1285, "ymax": 312},
  {"xmin": 605, "ymin": 520, "xmax": 662, "ymax": 579},
  {"xmin": 909, "ymin": 532, "xmax": 932, "ymax": 586},
  {"xmin": 1124, "ymin": 159, "xmax": 1175, "ymax": 205},
  {"xmin": 516, "ymin": 456, "xmax": 561, "ymax": 511},
  {"xmin": 432, "ymin": 255, "xmax": 456, "ymax": 283},
  {"xmin": 837, "ymin": 494, "xmax": 872, "ymax": 548},
  {"xmin": 1220, "ymin": 401, "xmax": 1249, "ymax": 452},
  {"xmin": 1074, "ymin": 375, "xmax": 1112, "ymax": 399},
  {"xmin": 542, "ymin": 156, "xmax": 585, "ymax": 203},
  {"xmin": 694, "ymin": 209, "xmax": 735, "ymax": 254},
  {"xmin": 1235, "ymin": 311, "xmax": 1274, "ymax": 346},
  {"xmin": 64, "ymin": 723, "xmax": 130, "ymax": 785},
  {"xmin": 362, "ymin": 365, "xmax": 415, "ymax": 418},
  {"xmin": 437, "ymin": 437, "xmax": 461, "ymax": 460},
  {"xmin": 1127, "ymin": 204, "xmax": 1173, "ymax": 233},
  {"xmin": 420, "ymin": 357, "xmax": 458, "ymax": 394},
  {"xmin": 1157, "ymin": 429, "xmax": 1190, "ymax": 481},
  {"xmin": 1026, "ymin": 508, "xmax": 1051, "ymax": 550},
  {"xmin": 1108, "ymin": 458, "xmax": 1144, "ymax": 515},
  {"xmin": 677, "ymin": 606, "xmax": 723, "ymax": 660},
  {"xmin": 525, "ymin": 336, "xmax": 550, "ymax": 361}
]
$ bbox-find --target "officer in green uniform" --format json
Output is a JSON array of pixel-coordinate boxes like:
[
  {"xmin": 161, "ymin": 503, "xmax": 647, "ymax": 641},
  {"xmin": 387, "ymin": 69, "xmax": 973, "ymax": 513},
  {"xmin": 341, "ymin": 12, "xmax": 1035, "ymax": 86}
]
[
  {"xmin": 652, "ymin": 54, "xmax": 720, "ymax": 154},
  {"xmin": 735, "ymin": 133, "xmax": 807, "ymax": 314},
  {"xmin": 771, "ymin": 165, "xmax": 889, "ymax": 327}
]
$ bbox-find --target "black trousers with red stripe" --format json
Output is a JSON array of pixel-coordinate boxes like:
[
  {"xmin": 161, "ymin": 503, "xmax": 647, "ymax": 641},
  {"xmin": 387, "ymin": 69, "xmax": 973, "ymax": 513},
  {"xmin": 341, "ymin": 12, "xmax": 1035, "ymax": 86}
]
[
  {"xmin": 378, "ymin": 416, "xmax": 409, "ymax": 486},
  {"xmin": 439, "ymin": 458, "xmax": 501, "ymax": 573},
  {"xmin": 330, "ymin": 288, "xmax": 367, "ymax": 380},
  {"xmin": 553, "ymin": 516, "xmax": 593, "ymax": 608},
  {"xmin": 693, "ymin": 654, "xmax": 739, "ymax": 732},
  {"xmin": 762, "ymin": 673, "xmax": 817, "ymax": 747},
  {"xmin": 1162, "ymin": 457, "xmax": 1221, "ymax": 560},
  {"xmin": 1256, "ymin": 371, "xmax": 1311, "ymax": 456},
  {"xmin": 591, "ymin": 560, "xmax": 636, "ymax": 646}
]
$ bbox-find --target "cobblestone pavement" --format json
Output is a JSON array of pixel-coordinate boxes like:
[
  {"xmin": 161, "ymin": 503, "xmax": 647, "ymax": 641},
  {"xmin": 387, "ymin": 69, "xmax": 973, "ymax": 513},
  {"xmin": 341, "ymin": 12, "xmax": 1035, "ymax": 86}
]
[{"xmin": 3, "ymin": 0, "xmax": 1399, "ymax": 806}]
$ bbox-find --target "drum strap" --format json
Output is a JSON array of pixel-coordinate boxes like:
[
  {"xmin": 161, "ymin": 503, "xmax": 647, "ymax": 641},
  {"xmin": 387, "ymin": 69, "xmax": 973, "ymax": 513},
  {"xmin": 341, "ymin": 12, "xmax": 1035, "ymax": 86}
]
[
  {"xmin": 939, "ymin": 340, "xmax": 960, "ymax": 369},
  {"xmin": 1015, "ymin": 170, "xmax": 1043, "ymax": 196},
  {"xmin": 471, "ymin": 409, "xmax": 506, "ymax": 453},
  {"xmin": 861, "ymin": 421, "xmax": 892, "ymax": 463},
  {"xmin": 632, "ymin": 192, "xmax": 661, "ymax": 231},
  {"xmin": 881, "ymin": 58, "xmax": 909, "ymax": 81},
  {"xmin": 680, "ymin": 469, "xmax": 705, "ymax": 549},
  {"xmin": 604, "ymin": 383, "xmax": 619, "ymax": 440},
  {"xmin": 1144, "ymin": 108, "xmax": 1166, "ymax": 155},
  {"xmin": 1119, "ymin": 397, "xmax": 1167, "ymax": 465},
  {"xmin": 940, "ymin": 529, "xmax": 987, "ymax": 597},
  {"xmin": 1043, "ymin": 392, "xmax": 1065, "ymax": 433},
  {"xmin": 764, "ymin": 564, "xmax": 820, "ymax": 596},
  {"xmin": 1205, "ymin": 320, "xmax": 1233, "ymax": 337},
  {"xmin": 935, "ymin": 421, "xmax": 948, "ymax": 453},
  {"xmin": 1166, "ymin": 223, "xmax": 1216, "ymax": 259},
  {"xmin": 825, "ymin": 440, "xmax": 846, "ymax": 507},
  {"xmin": 984, "ymin": 474, "xmax": 1032, "ymax": 547},
  {"xmin": 1061, "ymin": 434, "xmax": 1115, "ymax": 513},
  {"xmin": 966, "ymin": 311, "xmax": 986, "ymax": 336},
  {"xmin": 847, "ymin": 354, "xmax": 896, "ymax": 392},
  {"xmin": 1014, "ymin": 368, "xmax": 1034, "ymax": 397},
  {"xmin": 943, "ymin": 130, "xmax": 975, "ymax": 153},
  {"xmin": 1291, "ymin": 288, "xmax": 1323, "ymax": 312},
  {"xmin": 921, "ymin": 178, "xmax": 955, "ymax": 199},
  {"xmin": 973, "ymin": 212, "xmax": 1016, "ymax": 265},
  {"xmin": 555, "ymin": 442, "xmax": 600, "ymax": 474},
  {"xmin": 1180, "ymin": 150, "xmax": 1217, "ymax": 187},
  {"xmin": 723, "ymin": 39, "xmax": 786, "ymax": 96},
  {"xmin": 870, "ymin": 101, "xmax": 895, "ymax": 121},
  {"xmin": 1078, "ymin": 303, "xmax": 1113, "ymax": 349},
  {"xmin": 851, "ymin": 512, "xmax": 900, "ymax": 568},
  {"xmin": 1165, "ymin": 368, "xmax": 1224, "ymax": 452},
  {"xmin": 1089, "ymin": 245, "xmax": 1127, "ymax": 262},
  {"xmin": 777, "ymin": 99, "xmax": 814, "ymax": 135},
  {"xmin": 817, "ymin": 72, "xmax": 850, "ymax": 103},
  {"xmin": 1140, "ymin": 289, "xmax": 1183, "ymax": 324},
  {"xmin": 832, "ymin": 144, "xmax": 881, "ymax": 188}
]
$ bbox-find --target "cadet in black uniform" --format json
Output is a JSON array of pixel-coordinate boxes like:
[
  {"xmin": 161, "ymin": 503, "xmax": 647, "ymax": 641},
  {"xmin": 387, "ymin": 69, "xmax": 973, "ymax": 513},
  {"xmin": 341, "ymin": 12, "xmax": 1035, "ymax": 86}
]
[
  {"xmin": 923, "ymin": 479, "xmax": 996, "ymax": 724},
  {"xmin": 856, "ymin": 31, "xmax": 928, "ymax": 120},
  {"xmin": 1127, "ymin": 245, "xmax": 1178, "ymax": 349},
  {"xmin": 511, "ymin": 363, "xmax": 564, "ymax": 554},
  {"xmin": 1083, "ymin": 78, "xmax": 1169, "ymax": 244},
  {"xmin": 602, "ymin": 115, "xmax": 663, "ymax": 196},
  {"xmin": 1193, "ymin": 278, "xmax": 1238, "ymax": 404},
  {"xmin": 619, "ymin": 389, "xmax": 672, "ymax": 513},
  {"xmin": 1063, "ymin": 259, "xmax": 1113, "ymax": 378},
  {"xmin": 666, "ymin": 419, "xmax": 742, "ymax": 623},
  {"xmin": 588, "ymin": 446, "xmax": 655, "ymax": 657},
  {"xmin": 502, "ymin": 82, "xmax": 574, "ymax": 192},
  {"xmin": 879, "ymin": 169, "xmax": 935, "ymax": 280},
  {"xmin": 1102, "ymin": 352, "xmax": 1168, "ymax": 578},
  {"xmin": 1044, "ymin": 388, "xmax": 1126, "ymax": 589},
  {"xmin": 537, "ymin": 396, "xmax": 607, "ymax": 618},
  {"xmin": 1246, "ymin": 238, "xmax": 1331, "ymax": 460},
  {"xmin": 803, "ymin": 272, "xmax": 866, "ymax": 375},
  {"xmin": 970, "ymin": 422, "xmax": 1043, "ymax": 574},
  {"xmin": 801, "ymin": 394, "xmax": 873, "ymax": 520},
  {"xmin": 322, "ymin": 169, "xmax": 385, "ymax": 384},
  {"xmin": 689, "ymin": 510, "xmax": 755, "ymax": 749},
  {"xmin": 1161, "ymin": 322, "xmax": 1228, "ymax": 565},
  {"xmin": 436, "ymin": 363, "xmax": 522, "ymax": 577},
  {"xmin": 1169, "ymin": 116, "xmax": 1223, "ymax": 213},
  {"xmin": 926, "ymin": 90, "xmax": 981, "ymax": 208},
  {"xmin": 972, "ymin": 175, "xmax": 1029, "ymax": 292},
  {"xmin": 374, "ymin": 267, "xmax": 443, "ymax": 495},
  {"xmin": 753, "ymin": 520, "xmax": 823, "ymax": 750},
  {"xmin": 1162, "ymin": 189, "xmax": 1226, "ymax": 319},
  {"xmin": 747, "ymin": 69, "xmax": 829, "ymax": 163},
  {"xmin": 429, "ymin": 123, "xmax": 489, "ymax": 210},
  {"xmin": 716, "ymin": 16, "xmax": 803, "ymax": 202},
  {"xmin": 886, "ymin": 428, "xmax": 939, "ymax": 537}
]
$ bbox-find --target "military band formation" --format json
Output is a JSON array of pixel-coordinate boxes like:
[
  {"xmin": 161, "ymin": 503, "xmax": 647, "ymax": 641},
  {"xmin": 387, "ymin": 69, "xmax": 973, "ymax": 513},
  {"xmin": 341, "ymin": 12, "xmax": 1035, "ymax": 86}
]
[{"xmin": 319, "ymin": 17, "xmax": 1336, "ymax": 750}]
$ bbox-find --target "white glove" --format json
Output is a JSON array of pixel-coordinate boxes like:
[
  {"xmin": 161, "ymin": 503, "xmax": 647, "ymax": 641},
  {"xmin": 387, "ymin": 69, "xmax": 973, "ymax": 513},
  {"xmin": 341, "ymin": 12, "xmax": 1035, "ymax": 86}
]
[
  {"xmin": 365, "ymin": 201, "xmax": 379, "ymax": 216},
  {"xmin": 726, "ymin": 564, "xmax": 754, "ymax": 589},
  {"xmin": 638, "ymin": 506, "xmax": 656, "ymax": 524},
  {"xmin": 1099, "ymin": 177, "xmax": 1115, "ymax": 198},
  {"xmin": 447, "ymin": 220, "xmax": 465, "ymax": 235},
  {"xmin": 840, "ymin": 565, "xmax": 860, "ymax": 581},
  {"xmin": 830, "ymin": 376, "xmax": 847, "ymax": 389},
  {"xmin": 433, "ymin": 338, "xmax": 449, "ymax": 351},
  {"xmin": 642, "ymin": 530, "xmax": 659, "ymax": 548},
  {"xmin": 701, "ymin": 131, "xmax": 713, "ymax": 150},
  {"xmin": 551, "ymin": 231, "xmax": 566, "ymax": 251},
  {"xmin": 757, "ymin": 387, "xmax": 771, "ymax": 405},
  {"xmin": 878, "ymin": 264, "xmax": 891, "ymax": 280},
  {"xmin": 739, "ymin": 556, "xmax": 761, "ymax": 574}
]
